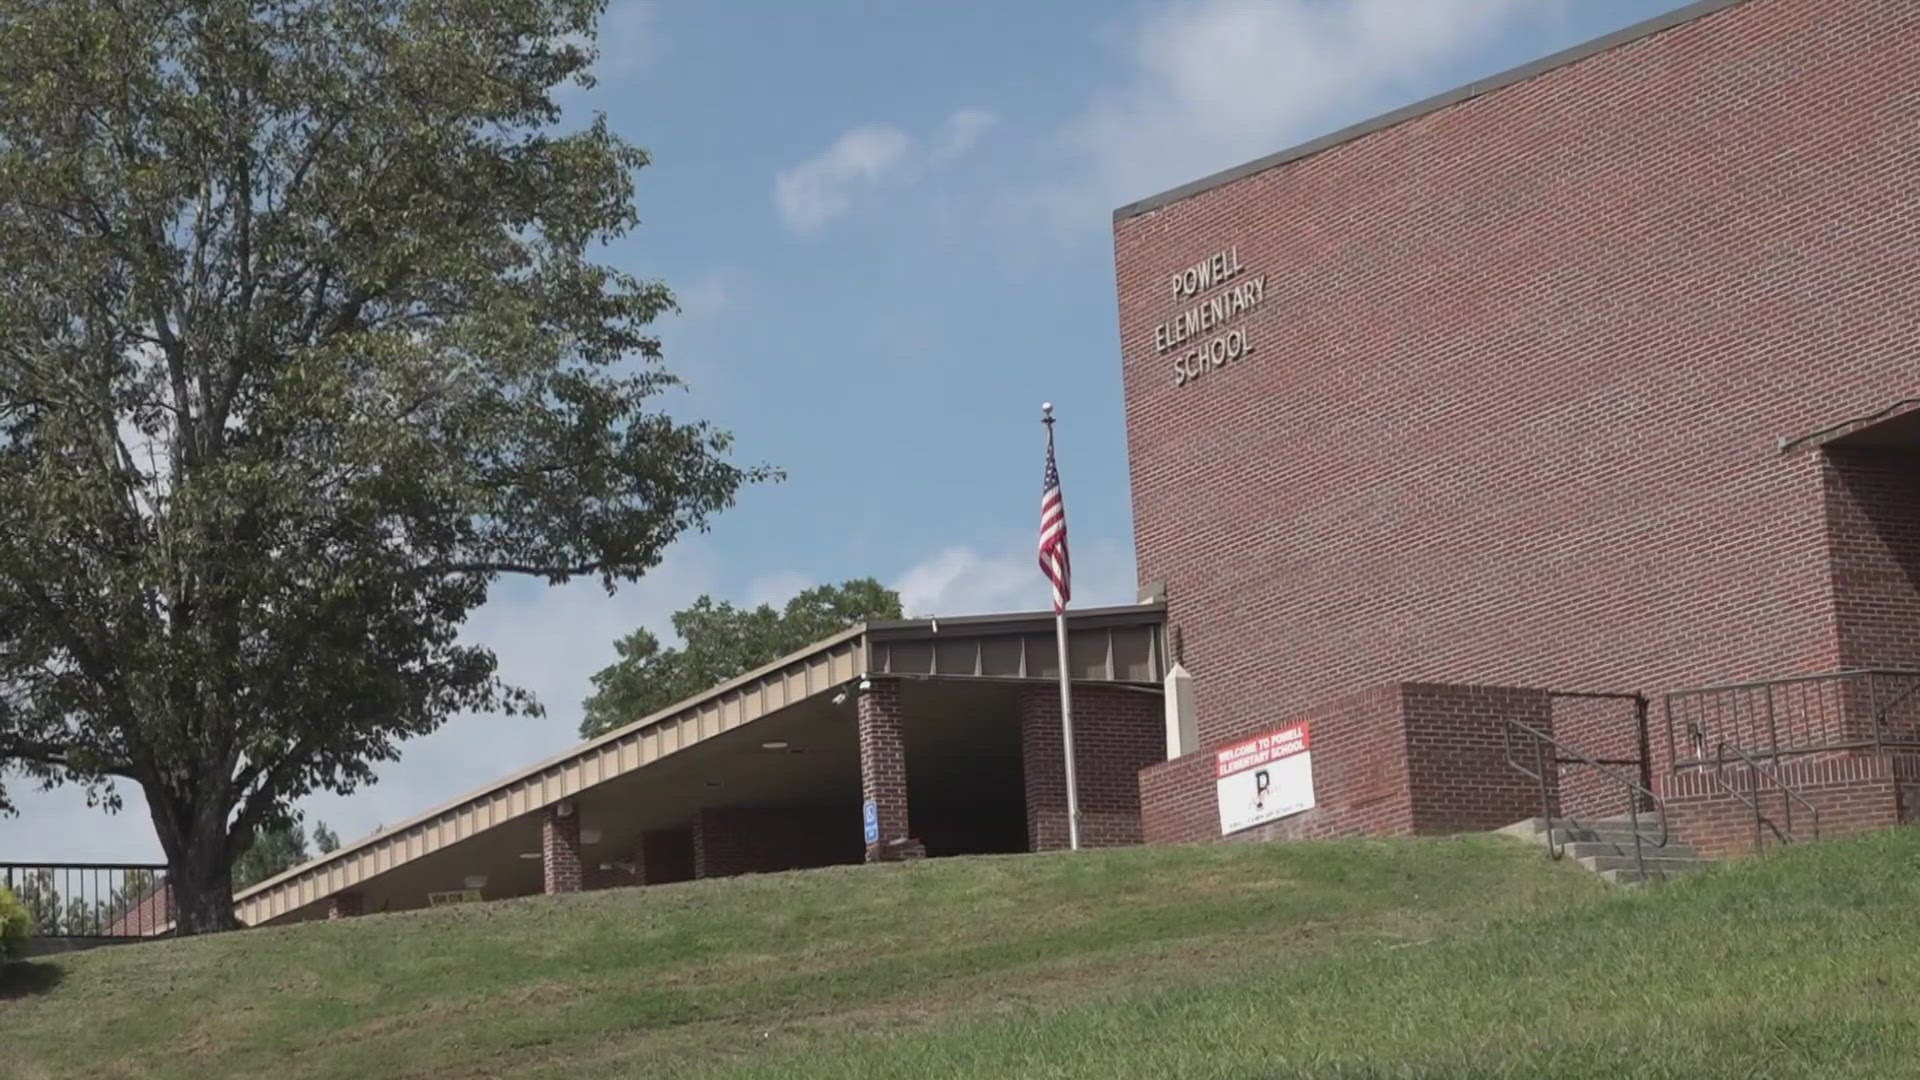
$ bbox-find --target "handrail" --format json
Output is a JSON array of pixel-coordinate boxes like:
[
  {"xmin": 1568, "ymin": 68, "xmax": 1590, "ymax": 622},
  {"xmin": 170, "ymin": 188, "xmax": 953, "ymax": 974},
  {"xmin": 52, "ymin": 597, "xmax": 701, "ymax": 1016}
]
[
  {"xmin": 1713, "ymin": 740, "xmax": 1820, "ymax": 850},
  {"xmin": 1504, "ymin": 718, "xmax": 1668, "ymax": 880},
  {"xmin": 1665, "ymin": 667, "xmax": 1920, "ymax": 771}
]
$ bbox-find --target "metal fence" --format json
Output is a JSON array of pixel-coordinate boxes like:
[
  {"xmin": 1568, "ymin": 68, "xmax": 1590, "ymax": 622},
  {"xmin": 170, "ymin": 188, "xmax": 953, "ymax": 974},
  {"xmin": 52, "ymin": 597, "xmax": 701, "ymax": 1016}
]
[
  {"xmin": 1663, "ymin": 668, "xmax": 1920, "ymax": 768},
  {"xmin": 0, "ymin": 863, "xmax": 172, "ymax": 940}
]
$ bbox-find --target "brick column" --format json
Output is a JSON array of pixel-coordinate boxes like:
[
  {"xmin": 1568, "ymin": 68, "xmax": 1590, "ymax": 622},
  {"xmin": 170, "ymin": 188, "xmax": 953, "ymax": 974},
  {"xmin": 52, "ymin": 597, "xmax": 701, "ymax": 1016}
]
[
  {"xmin": 327, "ymin": 891, "xmax": 363, "ymax": 920},
  {"xmin": 542, "ymin": 803, "xmax": 583, "ymax": 894},
  {"xmin": 858, "ymin": 680, "xmax": 919, "ymax": 861},
  {"xmin": 1021, "ymin": 684, "xmax": 1165, "ymax": 850}
]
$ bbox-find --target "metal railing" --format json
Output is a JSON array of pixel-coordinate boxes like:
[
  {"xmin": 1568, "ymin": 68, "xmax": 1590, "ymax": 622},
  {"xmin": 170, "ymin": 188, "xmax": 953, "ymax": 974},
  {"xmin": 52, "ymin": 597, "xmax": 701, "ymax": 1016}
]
[
  {"xmin": 1700, "ymin": 741, "xmax": 1821, "ymax": 852},
  {"xmin": 0, "ymin": 863, "xmax": 172, "ymax": 940},
  {"xmin": 1504, "ymin": 718, "xmax": 1668, "ymax": 881},
  {"xmin": 1664, "ymin": 668, "xmax": 1920, "ymax": 769}
]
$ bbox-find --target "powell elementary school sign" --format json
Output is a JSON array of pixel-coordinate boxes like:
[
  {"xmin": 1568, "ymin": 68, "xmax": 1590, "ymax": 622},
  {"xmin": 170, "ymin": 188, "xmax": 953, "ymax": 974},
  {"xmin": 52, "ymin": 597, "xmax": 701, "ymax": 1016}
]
[
  {"xmin": 1149, "ymin": 245, "xmax": 1269, "ymax": 388},
  {"xmin": 1215, "ymin": 721, "xmax": 1314, "ymax": 835}
]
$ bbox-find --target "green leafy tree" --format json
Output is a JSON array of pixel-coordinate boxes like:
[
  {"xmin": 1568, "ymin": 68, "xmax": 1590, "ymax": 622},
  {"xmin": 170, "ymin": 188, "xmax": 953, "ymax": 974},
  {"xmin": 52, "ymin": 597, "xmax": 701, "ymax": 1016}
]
[
  {"xmin": 0, "ymin": 0, "xmax": 770, "ymax": 934},
  {"xmin": 312, "ymin": 822, "xmax": 340, "ymax": 855},
  {"xmin": 581, "ymin": 579, "xmax": 901, "ymax": 738},
  {"xmin": 232, "ymin": 821, "xmax": 311, "ymax": 888},
  {"xmin": 0, "ymin": 883, "xmax": 31, "ymax": 961}
]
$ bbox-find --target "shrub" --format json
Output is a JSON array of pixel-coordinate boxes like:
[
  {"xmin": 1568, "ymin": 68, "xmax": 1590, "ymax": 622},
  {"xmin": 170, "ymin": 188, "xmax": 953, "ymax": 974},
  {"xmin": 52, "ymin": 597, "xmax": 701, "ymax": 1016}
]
[{"xmin": 0, "ymin": 883, "xmax": 32, "ymax": 962}]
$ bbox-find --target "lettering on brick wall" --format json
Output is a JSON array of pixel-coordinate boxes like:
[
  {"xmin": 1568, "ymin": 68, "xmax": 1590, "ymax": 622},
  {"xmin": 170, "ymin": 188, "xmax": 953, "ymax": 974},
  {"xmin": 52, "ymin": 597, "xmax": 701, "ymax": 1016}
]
[{"xmin": 1152, "ymin": 246, "xmax": 1267, "ymax": 388}]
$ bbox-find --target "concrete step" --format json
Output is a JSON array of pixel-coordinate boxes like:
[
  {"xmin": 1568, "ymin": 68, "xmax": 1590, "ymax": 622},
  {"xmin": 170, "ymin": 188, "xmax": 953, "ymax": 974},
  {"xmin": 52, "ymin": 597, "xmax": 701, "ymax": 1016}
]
[
  {"xmin": 1560, "ymin": 840, "xmax": 1699, "ymax": 861},
  {"xmin": 1500, "ymin": 818, "xmax": 1672, "ymax": 848},
  {"xmin": 1496, "ymin": 815, "xmax": 1712, "ymax": 886},
  {"xmin": 1599, "ymin": 865, "xmax": 1708, "ymax": 885},
  {"xmin": 1573, "ymin": 853, "xmax": 1707, "ymax": 874}
]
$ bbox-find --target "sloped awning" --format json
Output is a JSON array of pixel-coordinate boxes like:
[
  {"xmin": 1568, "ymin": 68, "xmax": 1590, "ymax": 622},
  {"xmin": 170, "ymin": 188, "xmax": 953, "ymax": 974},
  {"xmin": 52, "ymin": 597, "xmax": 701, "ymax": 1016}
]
[{"xmin": 233, "ymin": 603, "xmax": 1165, "ymax": 926}]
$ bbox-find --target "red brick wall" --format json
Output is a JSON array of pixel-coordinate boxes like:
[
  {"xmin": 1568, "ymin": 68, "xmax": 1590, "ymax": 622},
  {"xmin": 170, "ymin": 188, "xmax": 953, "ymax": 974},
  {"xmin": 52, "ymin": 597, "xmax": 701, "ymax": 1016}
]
[
  {"xmin": 542, "ymin": 806, "xmax": 582, "ymax": 895},
  {"xmin": 1546, "ymin": 694, "xmax": 1650, "ymax": 820},
  {"xmin": 1823, "ymin": 448, "xmax": 1920, "ymax": 670},
  {"xmin": 691, "ymin": 805, "xmax": 859, "ymax": 880},
  {"xmin": 1116, "ymin": 0, "xmax": 1919, "ymax": 757},
  {"xmin": 1403, "ymin": 685, "xmax": 1553, "ymax": 833},
  {"xmin": 1140, "ymin": 684, "xmax": 1413, "ymax": 845},
  {"xmin": 1141, "ymin": 682, "xmax": 1563, "ymax": 845},
  {"xmin": 858, "ymin": 680, "xmax": 911, "ymax": 860},
  {"xmin": 634, "ymin": 828, "xmax": 694, "ymax": 886},
  {"xmin": 1021, "ymin": 684, "xmax": 1165, "ymax": 850},
  {"xmin": 1663, "ymin": 752, "xmax": 1920, "ymax": 858}
]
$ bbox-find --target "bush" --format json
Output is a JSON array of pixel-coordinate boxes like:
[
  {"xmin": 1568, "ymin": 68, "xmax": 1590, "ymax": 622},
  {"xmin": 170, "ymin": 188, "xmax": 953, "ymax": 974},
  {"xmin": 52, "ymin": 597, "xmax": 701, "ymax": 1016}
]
[{"xmin": 0, "ymin": 883, "xmax": 33, "ymax": 962}]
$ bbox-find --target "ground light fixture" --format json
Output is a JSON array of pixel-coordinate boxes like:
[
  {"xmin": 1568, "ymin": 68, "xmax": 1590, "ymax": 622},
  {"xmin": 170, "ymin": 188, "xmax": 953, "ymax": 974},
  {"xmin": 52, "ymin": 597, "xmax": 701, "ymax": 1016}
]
[{"xmin": 761, "ymin": 740, "xmax": 790, "ymax": 751}]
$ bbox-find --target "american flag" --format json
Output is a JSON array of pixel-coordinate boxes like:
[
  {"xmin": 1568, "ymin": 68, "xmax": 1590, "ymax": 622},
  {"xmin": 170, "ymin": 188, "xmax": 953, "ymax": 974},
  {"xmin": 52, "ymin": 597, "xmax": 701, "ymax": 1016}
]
[{"xmin": 1038, "ymin": 432, "xmax": 1071, "ymax": 613}]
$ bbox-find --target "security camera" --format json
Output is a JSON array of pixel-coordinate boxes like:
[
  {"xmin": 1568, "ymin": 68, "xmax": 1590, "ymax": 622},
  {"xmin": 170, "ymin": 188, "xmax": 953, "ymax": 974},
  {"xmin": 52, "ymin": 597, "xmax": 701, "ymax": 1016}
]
[
  {"xmin": 831, "ymin": 688, "xmax": 849, "ymax": 706},
  {"xmin": 858, "ymin": 677, "xmax": 872, "ymax": 691}
]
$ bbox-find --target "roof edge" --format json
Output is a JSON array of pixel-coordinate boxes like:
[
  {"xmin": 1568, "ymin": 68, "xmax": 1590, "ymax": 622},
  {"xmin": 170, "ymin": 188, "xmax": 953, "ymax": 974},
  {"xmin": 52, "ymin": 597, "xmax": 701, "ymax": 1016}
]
[
  {"xmin": 234, "ymin": 622, "xmax": 870, "ymax": 903},
  {"xmin": 866, "ymin": 600, "xmax": 1165, "ymax": 637},
  {"xmin": 232, "ymin": 602, "xmax": 1167, "ymax": 904},
  {"xmin": 1112, "ymin": 0, "xmax": 1751, "ymax": 223}
]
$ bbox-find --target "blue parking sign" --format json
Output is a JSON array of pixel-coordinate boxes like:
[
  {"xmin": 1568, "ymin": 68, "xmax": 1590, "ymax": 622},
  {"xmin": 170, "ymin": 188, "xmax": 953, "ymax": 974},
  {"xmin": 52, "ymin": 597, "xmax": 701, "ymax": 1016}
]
[{"xmin": 862, "ymin": 799, "xmax": 879, "ymax": 845}]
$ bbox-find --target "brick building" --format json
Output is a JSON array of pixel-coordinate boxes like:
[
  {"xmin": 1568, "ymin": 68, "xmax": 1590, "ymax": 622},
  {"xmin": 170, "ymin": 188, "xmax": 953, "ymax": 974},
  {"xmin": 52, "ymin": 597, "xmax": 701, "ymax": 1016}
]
[
  {"xmin": 234, "ymin": 608, "xmax": 1169, "ymax": 925},
  {"xmin": 1117, "ymin": 0, "xmax": 1920, "ymax": 855},
  {"xmin": 229, "ymin": 0, "xmax": 1918, "ymax": 928}
]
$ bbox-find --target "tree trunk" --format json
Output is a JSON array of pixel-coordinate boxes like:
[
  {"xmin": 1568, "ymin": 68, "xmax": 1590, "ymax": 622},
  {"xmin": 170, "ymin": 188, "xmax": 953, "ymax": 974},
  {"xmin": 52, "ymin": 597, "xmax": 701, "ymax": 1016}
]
[
  {"xmin": 145, "ymin": 783, "xmax": 240, "ymax": 936},
  {"xmin": 167, "ymin": 851, "xmax": 239, "ymax": 935}
]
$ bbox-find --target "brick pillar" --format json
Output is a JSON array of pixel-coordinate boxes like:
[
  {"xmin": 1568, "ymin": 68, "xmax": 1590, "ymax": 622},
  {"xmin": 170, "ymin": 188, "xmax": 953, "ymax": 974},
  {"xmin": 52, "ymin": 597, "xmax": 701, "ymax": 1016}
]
[
  {"xmin": 1021, "ymin": 685, "xmax": 1075, "ymax": 852},
  {"xmin": 542, "ymin": 803, "xmax": 583, "ymax": 894},
  {"xmin": 327, "ymin": 891, "xmax": 363, "ymax": 920},
  {"xmin": 858, "ymin": 680, "xmax": 920, "ymax": 861}
]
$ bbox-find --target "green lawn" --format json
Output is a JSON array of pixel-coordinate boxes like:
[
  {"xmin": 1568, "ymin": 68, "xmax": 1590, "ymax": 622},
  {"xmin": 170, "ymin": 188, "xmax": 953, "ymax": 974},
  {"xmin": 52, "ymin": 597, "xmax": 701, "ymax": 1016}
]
[{"xmin": 5, "ymin": 829, "xmax": 1920, "ymax": 1079}]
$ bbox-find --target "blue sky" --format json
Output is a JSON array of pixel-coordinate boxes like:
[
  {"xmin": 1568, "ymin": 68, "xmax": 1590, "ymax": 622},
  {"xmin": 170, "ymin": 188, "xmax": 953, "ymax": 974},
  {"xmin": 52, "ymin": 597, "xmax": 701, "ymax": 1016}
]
[{"xmin": 6, "ymin": 0, "xmax": 1696, "ymax": 862}]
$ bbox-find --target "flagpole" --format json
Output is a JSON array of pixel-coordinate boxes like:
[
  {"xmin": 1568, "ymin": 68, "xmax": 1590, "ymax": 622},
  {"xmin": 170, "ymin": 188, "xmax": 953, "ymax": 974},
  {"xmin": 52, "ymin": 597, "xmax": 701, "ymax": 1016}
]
[{"xmin": 1042, "ymin": 403, "xmax": 1082, "ymax": 851}]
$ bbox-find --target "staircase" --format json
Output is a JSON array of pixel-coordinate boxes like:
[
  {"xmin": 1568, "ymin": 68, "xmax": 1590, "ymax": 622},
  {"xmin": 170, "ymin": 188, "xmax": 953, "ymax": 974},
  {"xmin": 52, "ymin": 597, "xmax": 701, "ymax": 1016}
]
[{"xmin": 1498, "ymin": 814, "xmax": 1710, "ymax": 884}]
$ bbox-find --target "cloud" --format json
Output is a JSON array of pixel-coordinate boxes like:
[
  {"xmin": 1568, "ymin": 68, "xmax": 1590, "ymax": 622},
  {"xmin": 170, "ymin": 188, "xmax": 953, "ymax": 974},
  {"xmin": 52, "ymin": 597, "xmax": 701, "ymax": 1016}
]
[
  {"xmin": 0, "ymin": 536, "xmax": 1139, "ymax": 864},
  {"xmin": 774, "ymin": 108, "xmax": 998, "ymax": 233},
  {"xmin": 670, "ymin": 269, "xmax": 734, "ymax": 323},
  {"xmin": 774, "ymin": 124, "xmax": 913, "ymax": 234},
  {"xmin": 577, "ymin": 0, "xmax": 658, "ymax": 90},
  {"xmin": 0, "ymin": 540, "xmax": 736, "ymax": 862},
  {"xmin": 893, "ymin": 538, "xmax": 1138, "ymax": 618},
  {"xmin": 931, "ymin": 108, "xmax": 998, "ymax": 164},
  {"xmin": 743, "ymin": 569, "xmax": 813, "ymax": 609},
  {"xmin": 1039, "ymin": 0, "xmax": 1554, "ymax": 227}
]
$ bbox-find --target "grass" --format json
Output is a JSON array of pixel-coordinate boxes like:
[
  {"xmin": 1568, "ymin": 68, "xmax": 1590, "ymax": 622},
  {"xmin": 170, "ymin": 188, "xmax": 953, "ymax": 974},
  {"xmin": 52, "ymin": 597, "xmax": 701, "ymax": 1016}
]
[{"xmin": 5, "ymin": 828, "xmax": 1920, "ymax": 1078}]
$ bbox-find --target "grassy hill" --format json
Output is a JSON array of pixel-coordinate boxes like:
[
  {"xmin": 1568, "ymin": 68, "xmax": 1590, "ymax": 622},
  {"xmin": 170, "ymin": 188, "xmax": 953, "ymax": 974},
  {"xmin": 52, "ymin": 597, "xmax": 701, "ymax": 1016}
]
[{"xmin": 6, "ymin": 829, "xmax": 1920, "ymax": 1079}]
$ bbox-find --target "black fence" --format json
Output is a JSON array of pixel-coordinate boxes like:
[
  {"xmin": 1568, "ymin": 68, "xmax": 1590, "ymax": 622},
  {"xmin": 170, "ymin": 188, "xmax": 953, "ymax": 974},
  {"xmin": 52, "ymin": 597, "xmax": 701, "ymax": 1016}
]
[
  {"xmin": 0, "ymin": 863, "xmax": 172, "ymax": 940},
  {"xmin": 1664, "ymin": 668, "xmax": 1920, "ymax": 768}
]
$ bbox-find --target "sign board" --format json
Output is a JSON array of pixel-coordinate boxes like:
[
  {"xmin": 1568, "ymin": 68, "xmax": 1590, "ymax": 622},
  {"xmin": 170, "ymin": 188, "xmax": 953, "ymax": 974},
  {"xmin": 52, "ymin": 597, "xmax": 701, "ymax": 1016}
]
[
  {"xmin": 862, "ymin": 799, "xmax": 880, "ymax": 845},
  {"xmin": 427, "ymin": 889, "xmax": 482, "ymax": 906},
  {"xmin": 1143, "ymin": 245, "xmax": 1270, "ymax": 389},
  {"xmin": 1216, "ymin": 721, "xmax": 1314, "ymax": 835}
]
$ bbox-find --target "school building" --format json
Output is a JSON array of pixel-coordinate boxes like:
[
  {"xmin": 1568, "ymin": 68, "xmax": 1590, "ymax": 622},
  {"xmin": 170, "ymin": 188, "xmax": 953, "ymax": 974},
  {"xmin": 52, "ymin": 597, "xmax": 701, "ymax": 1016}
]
[{"xmin": 231, "ymin": 0, "xmax": 1917, "ymax": 926}]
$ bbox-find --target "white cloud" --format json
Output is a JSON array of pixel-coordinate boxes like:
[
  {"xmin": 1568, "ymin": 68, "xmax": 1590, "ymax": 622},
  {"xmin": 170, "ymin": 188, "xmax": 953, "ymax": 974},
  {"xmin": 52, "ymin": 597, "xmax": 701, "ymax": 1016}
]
[
  {"xmin": 563, "ymin": 0, "xmax": 657, "ymax": 94},
  {"xmin": 0, "ymin": 540, "xmax": 733, "ymax": 862},
  {"xmin": 1041, "ymin": 0, "xmax": 1555, "ymax": 227},
  {"xmin": 931, "ymin": 108, "xmax": 999, "ymax": 164},
  {"xmin": 893, "ymin": 538, "xmax": 1138, "ymax": 618},
  {"xmin": 670, "ymin": 269, "xmax": 734, "ymax": 324},
  {"xmin": 775, "ymin": 124, "xmax": 913, "ymax": 234},
  {"xmin": 744, "ymin": 569, "xmax": 812, "ymax": 609},
  {"xmin": 774, "ymin": 108, "xmax": 998, "ymax": 233},
  {"xmin": 0, "ymin": 536, "xmax": 1141, "ymax": 865}
]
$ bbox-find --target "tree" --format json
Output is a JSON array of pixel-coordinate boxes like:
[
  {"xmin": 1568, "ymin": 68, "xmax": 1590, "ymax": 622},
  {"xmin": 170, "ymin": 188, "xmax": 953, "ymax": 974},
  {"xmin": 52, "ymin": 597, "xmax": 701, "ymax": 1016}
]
[
  {"xmin": 312, "ymin": 822, "xmax": 339, "ymax": 855},
  {"xmin": 0, "ymin": 0, "xmax": 771, "ymax": 934},
  {"xmin": 581, "ymin": 579, "xmax": 901, "ymax": 738},
  {"xmin": 232, "ymin": 821, "xmax": 311, "ymax": 888}
]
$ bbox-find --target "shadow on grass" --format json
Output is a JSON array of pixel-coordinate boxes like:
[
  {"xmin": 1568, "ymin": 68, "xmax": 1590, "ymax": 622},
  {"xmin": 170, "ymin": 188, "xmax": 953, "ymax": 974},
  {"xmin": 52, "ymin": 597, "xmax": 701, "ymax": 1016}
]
[{"xmin": 0, "ymin": 960, "xmax": 65, "ymax": 999}]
